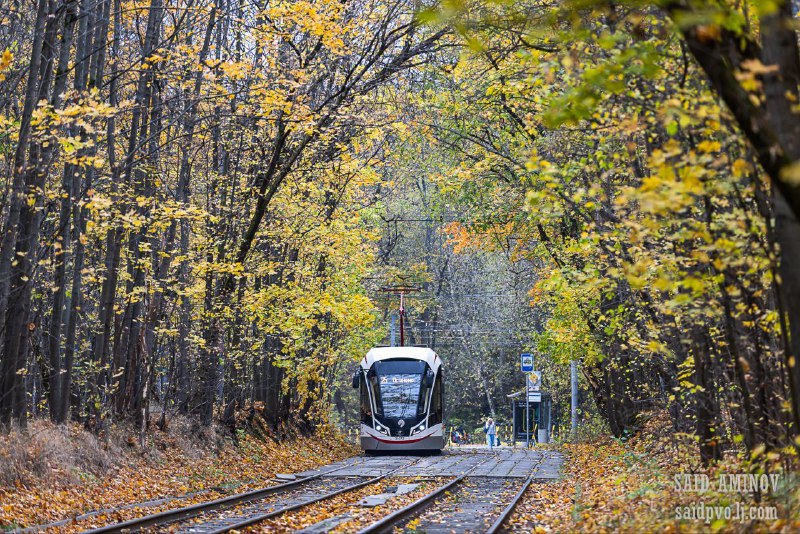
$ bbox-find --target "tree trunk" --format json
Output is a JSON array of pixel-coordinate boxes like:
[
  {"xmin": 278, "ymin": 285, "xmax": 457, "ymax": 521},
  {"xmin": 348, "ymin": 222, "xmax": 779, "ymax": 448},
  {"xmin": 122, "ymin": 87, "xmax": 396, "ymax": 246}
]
[
  {"xmin": 0, "ymin": 0, "xmax": 50, "ymax": 429},
  {"xmin": 47, "ymin": 0, "xmax": 80, "ymax": 422}
]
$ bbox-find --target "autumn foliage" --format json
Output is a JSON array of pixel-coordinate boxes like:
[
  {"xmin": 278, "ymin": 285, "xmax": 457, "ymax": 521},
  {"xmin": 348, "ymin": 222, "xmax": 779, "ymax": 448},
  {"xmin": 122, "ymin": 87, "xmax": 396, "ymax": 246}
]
[
  {"xmin": 508, "ymin": 412, "xmax": 800, "ymax": 532},
  {"xmin": 0, "ymin": 0, "xmax": 447, "ymax": 434},
  {"xmin": 3, "ymin": 0, "xmax": 800, "ymax": 529},
  {"xmin": 417, "ymin": 0, "xmax": 800, "ymax": 465}
]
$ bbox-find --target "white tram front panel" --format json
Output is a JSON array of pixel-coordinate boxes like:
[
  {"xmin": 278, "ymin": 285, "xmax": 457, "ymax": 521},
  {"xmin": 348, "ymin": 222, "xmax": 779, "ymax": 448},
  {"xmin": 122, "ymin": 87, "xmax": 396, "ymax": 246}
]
[{"xmin": 354, "ymin": 347, "xmax": 444, "ymax": 451}]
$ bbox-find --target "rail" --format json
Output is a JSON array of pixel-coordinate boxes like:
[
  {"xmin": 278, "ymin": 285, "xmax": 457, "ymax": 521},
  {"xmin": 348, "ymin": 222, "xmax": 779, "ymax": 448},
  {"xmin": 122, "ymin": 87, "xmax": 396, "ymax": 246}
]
[
  {"xmin": 205, "ymin": 459, "xmax": 424, "ymax": 533},
  {"xmin": 81, "ymin": 459, "xmax": 361, "ymax": 533},
  {"xmin": 81, "ymin": 475, "xmax": 317, "ymax": 533},
  {"xmin": 486, "ymin": 475, "xmax": 534, "ymax": 534},
  {"xmin": 82, "ymin": 456, "xmax": 422, "ymax": 533},
  {"xmin": 357, "ymin": 455, "xmax": 493, "ymax": 534}
]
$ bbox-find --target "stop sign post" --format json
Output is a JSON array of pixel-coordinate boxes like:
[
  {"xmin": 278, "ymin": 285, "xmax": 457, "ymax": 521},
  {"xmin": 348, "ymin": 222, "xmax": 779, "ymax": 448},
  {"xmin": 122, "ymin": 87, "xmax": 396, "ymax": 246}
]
[{"xmin": 520, "ymin": 353, "xmax": 533, "ymax": 447}]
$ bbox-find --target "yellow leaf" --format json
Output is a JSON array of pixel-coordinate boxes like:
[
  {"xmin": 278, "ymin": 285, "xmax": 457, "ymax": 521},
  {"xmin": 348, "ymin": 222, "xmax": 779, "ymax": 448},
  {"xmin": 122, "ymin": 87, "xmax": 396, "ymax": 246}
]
[{"xmin": 780, "ymin": 161, "xmax": 800, "ymax": 185}]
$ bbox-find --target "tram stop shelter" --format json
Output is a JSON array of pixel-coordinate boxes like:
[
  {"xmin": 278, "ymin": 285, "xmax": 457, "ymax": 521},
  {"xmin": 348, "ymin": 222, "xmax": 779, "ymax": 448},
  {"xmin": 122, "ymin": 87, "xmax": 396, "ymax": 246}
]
[{"xmin": 507, "ymin": 390, "xmax": 552, "ymax": 445}]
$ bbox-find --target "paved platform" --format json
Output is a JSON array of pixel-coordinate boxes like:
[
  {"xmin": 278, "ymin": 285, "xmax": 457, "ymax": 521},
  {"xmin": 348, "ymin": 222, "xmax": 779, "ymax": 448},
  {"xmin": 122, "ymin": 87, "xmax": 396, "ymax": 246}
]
[{"xmin": 296, "ymin": 448, "xmax": 563, "ymax": 479}]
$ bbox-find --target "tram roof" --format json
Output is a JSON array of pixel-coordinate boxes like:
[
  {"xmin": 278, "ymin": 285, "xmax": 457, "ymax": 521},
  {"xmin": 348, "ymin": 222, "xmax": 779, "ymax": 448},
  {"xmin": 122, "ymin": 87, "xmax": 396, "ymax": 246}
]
[{"xmin": 361, "ymin": 346, "xmax": 441, "ymax": 370}]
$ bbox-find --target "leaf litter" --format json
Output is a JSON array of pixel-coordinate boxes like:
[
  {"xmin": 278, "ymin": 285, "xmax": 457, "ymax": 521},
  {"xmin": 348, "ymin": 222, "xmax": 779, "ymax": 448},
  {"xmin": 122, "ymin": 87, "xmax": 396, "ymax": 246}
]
[{"xmin": 0, "ymin": 421, "xmax": 357, "ymax": 531}]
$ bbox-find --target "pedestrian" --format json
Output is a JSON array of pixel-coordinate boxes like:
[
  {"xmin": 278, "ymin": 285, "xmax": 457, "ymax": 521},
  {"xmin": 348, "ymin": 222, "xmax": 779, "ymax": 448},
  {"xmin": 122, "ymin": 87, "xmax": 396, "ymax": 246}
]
[{"xmin": 484, "ymin": 417, "xmax": 496, "ymax": 452}]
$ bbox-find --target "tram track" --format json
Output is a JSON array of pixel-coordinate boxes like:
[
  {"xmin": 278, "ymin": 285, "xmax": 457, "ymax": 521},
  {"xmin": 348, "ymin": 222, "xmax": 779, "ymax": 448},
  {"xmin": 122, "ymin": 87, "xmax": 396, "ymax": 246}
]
[
  {"xmin": 356, "ymin": 477, "xmax": 534, "ymax": 534},
  {"xmin": 197, "ymin": 475, "xmax": 380, "ymax": 533},
  {"xmin": 356, "ymin": 473, "xmax": 467, "ymax": 533},
  {"xmin": 486, "ymin": 475, "xmax": 535, "ymax": 534},
  {"xmin": 80, "ymin": 456, "xmax": 426, "ymax": 533},
  {"xmin": 356, "ymin": 455, "xmax": 541, "ymax": 534},
  {"xmin": 81, "ymin": 451, "xmax": 547, "ymax": 534},
  {"xmin": 81, "ymin": 476, "xmax": 321, "ymax": 533}
]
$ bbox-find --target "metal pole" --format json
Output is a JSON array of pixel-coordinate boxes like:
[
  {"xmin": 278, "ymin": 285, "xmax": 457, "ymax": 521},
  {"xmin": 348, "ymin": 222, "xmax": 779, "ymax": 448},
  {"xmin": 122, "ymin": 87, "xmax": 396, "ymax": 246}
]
[
  {"xmin": 512, "ymin": 400, "xmax": 515, "ymax": 448},
  {"xmin": 571, "ymin": 360, "xmax": 578, "ymax": 437},
  {"xmin": 390, "ymin": 314, "xmax": 396, "ymax": 347},
  {"xmin": 399, "ymin": 292, "xmax": 405, "ymax": 347},
  {"xmin": 525, "ymin": 374, "xmax": 530, "ymax": 448}
]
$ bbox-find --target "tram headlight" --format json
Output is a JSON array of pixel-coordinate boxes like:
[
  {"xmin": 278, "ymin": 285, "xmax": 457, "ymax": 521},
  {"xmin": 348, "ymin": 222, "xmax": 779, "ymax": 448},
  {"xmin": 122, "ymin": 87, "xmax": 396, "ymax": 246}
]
[
  {"xmin": 374, "ymin": 423, "xmax": 389, "ymax": 435},
  {"xmin": 411, "ymin": 422, "xmax": 426, "ymax": 435}
]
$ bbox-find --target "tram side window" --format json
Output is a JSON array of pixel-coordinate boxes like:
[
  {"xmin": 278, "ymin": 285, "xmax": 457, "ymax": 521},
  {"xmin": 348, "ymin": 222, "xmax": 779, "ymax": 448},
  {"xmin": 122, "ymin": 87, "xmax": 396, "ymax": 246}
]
[
  {"xmin": 429, "ymin": 373, "xmax": 443, "ymax": 425},
  {"xmin": 359, "ymin": 374, "xmax": 373, "ymax": 425}
]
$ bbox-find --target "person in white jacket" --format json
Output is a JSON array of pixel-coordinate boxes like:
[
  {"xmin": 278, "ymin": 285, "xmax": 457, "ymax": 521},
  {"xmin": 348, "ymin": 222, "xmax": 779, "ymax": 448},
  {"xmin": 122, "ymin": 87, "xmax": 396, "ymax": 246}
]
[{"xmin": 484, "ymin": 417, "xmax": 496, "ymax": 451}]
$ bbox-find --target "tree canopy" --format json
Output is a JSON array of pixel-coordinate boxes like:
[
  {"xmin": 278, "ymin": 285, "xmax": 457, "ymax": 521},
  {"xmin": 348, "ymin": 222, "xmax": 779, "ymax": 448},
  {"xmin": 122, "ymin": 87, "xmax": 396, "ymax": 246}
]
[{"xmin": 1, "ymin": 0, "xmax": 800, "ymax": 468}]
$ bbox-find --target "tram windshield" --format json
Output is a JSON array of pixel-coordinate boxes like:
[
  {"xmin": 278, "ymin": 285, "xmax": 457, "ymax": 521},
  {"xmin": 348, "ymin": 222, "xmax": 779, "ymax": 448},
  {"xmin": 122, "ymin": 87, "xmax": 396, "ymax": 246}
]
[{"xmin": 371, "ymin": 359, "xmax": 428, "ymax": 420}]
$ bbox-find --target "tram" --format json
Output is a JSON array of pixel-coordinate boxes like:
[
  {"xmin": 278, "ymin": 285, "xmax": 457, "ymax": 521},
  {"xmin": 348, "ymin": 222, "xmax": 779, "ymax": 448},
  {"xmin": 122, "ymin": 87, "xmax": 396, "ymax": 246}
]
[{"xmin": 352, "ymin": 346, "xmax": 444, "ymax": 452}]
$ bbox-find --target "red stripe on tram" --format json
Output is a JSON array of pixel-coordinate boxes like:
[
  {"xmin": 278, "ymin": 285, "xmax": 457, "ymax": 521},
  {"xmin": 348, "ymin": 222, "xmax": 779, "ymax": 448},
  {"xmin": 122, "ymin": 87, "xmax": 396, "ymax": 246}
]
[{"xmin": 369, "ymin": 434, "xmax": 433, "ymax": 444}]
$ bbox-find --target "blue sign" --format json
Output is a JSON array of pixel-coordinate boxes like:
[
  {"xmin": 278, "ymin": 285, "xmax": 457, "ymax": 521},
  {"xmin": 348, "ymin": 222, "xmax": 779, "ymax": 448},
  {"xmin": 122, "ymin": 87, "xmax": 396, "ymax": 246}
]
[{"xmin": 520, "ymin": 353, "xmax": 534, "ymax": 373}]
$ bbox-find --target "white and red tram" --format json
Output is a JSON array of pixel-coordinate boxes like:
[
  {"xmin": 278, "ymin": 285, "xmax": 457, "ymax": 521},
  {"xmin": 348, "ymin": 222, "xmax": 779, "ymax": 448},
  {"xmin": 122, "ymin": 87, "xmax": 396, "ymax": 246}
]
[{"xmin": 352, "ymin": 346, "xmax": 444, "ymax": 452}]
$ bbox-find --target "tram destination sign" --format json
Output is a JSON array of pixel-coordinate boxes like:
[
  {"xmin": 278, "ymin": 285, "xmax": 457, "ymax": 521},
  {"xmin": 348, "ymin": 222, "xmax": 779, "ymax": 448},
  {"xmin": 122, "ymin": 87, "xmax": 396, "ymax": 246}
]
[{"xmin": 520, "ymin": 353, "xmax": 534, "ymax": 373}]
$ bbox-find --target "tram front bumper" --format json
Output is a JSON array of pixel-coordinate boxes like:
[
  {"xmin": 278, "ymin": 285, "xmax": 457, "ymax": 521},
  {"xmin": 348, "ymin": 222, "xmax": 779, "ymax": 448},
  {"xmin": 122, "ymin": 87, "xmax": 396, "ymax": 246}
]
[{"xmin": 360, "ymin": 433, "xmax": 444, "ymax": 451}]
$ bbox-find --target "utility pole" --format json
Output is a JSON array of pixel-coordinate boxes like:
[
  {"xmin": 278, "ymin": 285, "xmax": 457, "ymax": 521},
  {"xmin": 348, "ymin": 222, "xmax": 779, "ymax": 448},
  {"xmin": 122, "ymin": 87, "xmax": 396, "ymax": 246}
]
[{"xmin": 571, "ymin": 360, "xmax": 578, "ymax": 437}]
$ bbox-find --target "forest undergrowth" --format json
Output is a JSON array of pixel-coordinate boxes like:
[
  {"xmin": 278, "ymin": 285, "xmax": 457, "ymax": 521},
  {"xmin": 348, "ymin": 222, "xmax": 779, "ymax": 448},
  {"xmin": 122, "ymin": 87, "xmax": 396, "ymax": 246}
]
[
  {"xmin": 510, "ymin": 411, "xmax": 800, "ymax": 533},
  {"xmin": 0, "ymin": 413, "xmax": 357, "ymax": 530}
]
